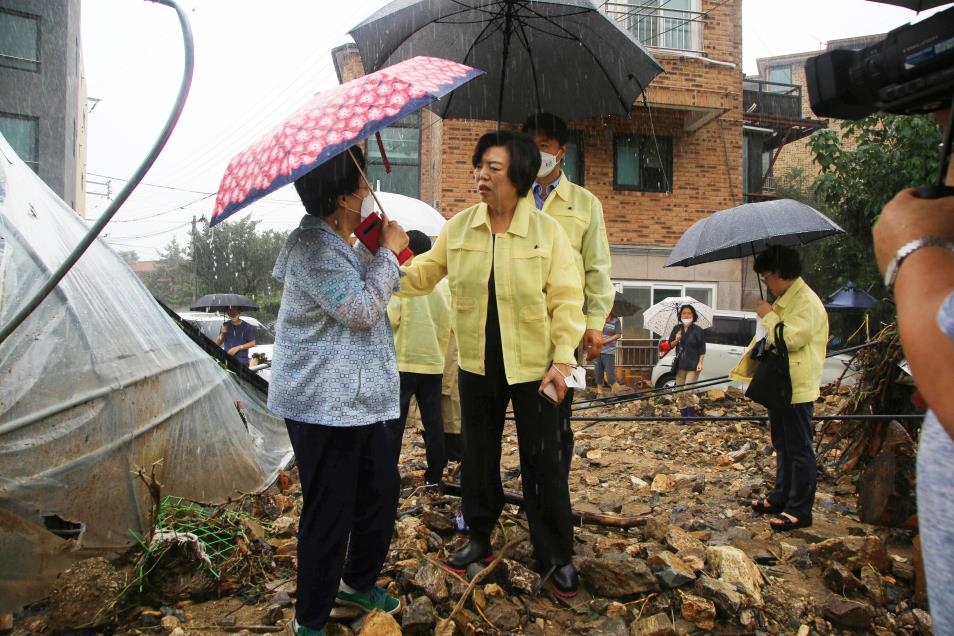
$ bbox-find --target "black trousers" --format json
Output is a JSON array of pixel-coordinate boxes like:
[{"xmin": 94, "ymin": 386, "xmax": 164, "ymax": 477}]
[
  {"xmin": 766, "ymin": 402, "xmax": 817, "ymax": 521},
  {"xmin": 285, "ymin": 419, "xmax": 400, "ymax": 630},
  {"xmin": 386, "ymin": 371, "xmax": 447, "ymax": 485},
  {"xmin": 458, "ymin": 369, "xmax": 574, "ymax": 567}
]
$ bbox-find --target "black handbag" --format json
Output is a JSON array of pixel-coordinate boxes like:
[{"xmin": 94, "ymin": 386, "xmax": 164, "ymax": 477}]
[{"xmin": 745, "ymin": 322, "xmax": 792, "ymax": 410}]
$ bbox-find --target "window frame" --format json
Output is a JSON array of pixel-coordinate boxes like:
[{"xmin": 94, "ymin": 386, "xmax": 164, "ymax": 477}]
[
  {"xmin": 0, "ymin": 112, "xmax": 39, "ymax": 172},
  {"xmin": 613, "ymin": 133, "xmax": 673, "ymax": 193},
  {"xmin": 365, "ymin": 112, "xmax": 421, "ymax": 198},
  {"xmin": 562, "ymin": 129, "xmax": 584, "ymax": 186},
  {"xmin": 0, "ymin": 8, "xmax": 41, "ymax": 73}
]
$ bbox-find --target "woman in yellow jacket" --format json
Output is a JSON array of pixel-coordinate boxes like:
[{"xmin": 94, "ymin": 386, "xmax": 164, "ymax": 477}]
[
  {"xmin": 730, "ymin": 246, "xmax": 828, "ymax": 532},
  {"xmin": 399, "ymin": 130, "xmax": 585, "ymax": 597}
]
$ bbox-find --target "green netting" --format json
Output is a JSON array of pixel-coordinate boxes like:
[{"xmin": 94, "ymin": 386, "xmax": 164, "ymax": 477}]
[{"xmin": 154, "ymin": 495, "xmax": 246, "ymax": 577}]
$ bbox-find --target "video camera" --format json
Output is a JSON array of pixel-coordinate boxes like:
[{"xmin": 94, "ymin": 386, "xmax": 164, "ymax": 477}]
[{"xmin": 806, "ymin": 6, "xmax": 954, "ymax": 120}]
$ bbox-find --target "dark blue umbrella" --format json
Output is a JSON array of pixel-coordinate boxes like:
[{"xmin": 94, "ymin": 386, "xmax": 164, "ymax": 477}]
[{"xmin": 825, "ymin": 281, "xmax": 878, "ymax": 312}]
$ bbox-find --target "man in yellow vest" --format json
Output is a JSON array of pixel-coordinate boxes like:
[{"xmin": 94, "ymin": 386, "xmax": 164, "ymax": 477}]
[
  {"xmin": 523, "ymin": 113, "xmax": 615, "ymax": 474},
  {"xmin": 386, "ymin": 230, "xmax": 453, "ymax": 488}
]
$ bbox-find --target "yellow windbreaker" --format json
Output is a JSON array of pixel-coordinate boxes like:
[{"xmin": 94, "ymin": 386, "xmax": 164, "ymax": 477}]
[
  {"xmin": 527, "ymin": 177, "xmax": 614, "ymax": 331},
  {"xmin": 399, "ymin": 198, "xmax": 584, "ymax": 384},
  {"xmin": 387, "ymin": 279, "xmax": 452, "ymax": 375},
  {"xmin": 730, "ymin": 277, "xmax": 829, "ymax": 404}
]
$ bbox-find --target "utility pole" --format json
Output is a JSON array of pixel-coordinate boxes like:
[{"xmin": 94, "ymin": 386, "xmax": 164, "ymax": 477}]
[{"xmin": 191, "ymin": 215, "xmax": 197, "ymax": 302}]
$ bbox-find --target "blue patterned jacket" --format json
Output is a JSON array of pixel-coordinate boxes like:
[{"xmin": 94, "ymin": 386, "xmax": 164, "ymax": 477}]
[{"xmin": 267, "ymin": 215, "xmax": 400, "ymax": 426}]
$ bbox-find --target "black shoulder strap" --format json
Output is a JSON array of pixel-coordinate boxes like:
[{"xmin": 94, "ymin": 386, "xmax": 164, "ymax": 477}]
[{"xmin": 773, "ymin": 322, "xmax": 788, "ymax": 358}]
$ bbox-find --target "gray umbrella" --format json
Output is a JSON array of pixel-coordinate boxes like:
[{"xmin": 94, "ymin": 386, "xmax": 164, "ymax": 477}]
[
  {"xmin": 664, "ymin": 199, "xmax": 845, "ymax": 268},
  {"xmin": 611, "ymin": 291, "xmax": 640, "ymax": 317},
  {"xmin": 349, "ymin": 0, "xmax": 663, "ymax": 123},
  {"xmin": 190, "ymin": 293, "xmax": 258, "ymax": 312}
]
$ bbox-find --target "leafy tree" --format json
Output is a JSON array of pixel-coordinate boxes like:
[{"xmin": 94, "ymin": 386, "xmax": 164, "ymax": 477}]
[
  {"xmin": 141, "ymin": 236, "xmax": 194, "ymax": 310},
  {"xmin": 118, "ymin": 250, "xmax": 140, "ymax": 264},
  {"xmin": 806, "ymin": 113, "xmax": 941, "ymax": 302}
]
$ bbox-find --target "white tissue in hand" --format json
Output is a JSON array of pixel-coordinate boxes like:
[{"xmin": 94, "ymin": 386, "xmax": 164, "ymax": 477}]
[{"xmin": 564, "ymin": 366, "xmax": 587, "ymax": 389}]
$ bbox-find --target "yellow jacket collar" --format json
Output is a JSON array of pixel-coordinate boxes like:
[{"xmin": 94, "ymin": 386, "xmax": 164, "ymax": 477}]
[{"xmin": 469, "ymin": 199, "xmax": 534, "ymax": 238}]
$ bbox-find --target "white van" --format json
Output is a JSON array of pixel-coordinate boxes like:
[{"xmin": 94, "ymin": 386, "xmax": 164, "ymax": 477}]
[
  {"xmin": 177, "ymin": 311, "xmax": 274, "ymax": 381},
  {"xmin": 650, "ymin": 310, "xmax": 855, "ymax": 391}
]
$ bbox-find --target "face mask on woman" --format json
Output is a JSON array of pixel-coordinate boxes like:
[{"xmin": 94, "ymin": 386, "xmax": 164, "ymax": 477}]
[
  {"xmin": 359, "ymin": 193, "xmax": 377, "ymax": 220},
  {"xmin": 681, "ymin": 318, "xmax": 693, "ymax": 326}
]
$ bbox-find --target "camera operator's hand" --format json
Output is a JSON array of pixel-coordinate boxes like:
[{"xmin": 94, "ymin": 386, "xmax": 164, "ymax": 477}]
[
  {"xmin": 874, "ymin": 188, "xmax": 954, "ymax": 277},
  {"xmin": 874, "ymin": 186, "xmax": 954, "ymax": 442}
]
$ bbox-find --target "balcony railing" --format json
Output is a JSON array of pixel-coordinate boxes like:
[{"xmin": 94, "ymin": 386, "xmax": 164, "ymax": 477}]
[
  {"xmin": 743, "ymin": 79, "xmax": 803, "ymax": 119},
  {"xmin": 601, "ymin": 2, "xmax": 705, "ymax": 55}
]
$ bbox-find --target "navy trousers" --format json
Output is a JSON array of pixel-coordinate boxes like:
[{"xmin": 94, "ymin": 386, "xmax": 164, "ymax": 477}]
[
  {"xmin": 386, "ymin": 371, "xmax": 447, "ymax": 485},
  {"xmin": 458, "ymin": 369, "xmax": 574, "ymax": 568},
  {"xmin": 766, "ymin": 402, "xmax": 817, "ymax": 521},
  {"xmin": 285, "ymin": 419, "xmax": 399, "ymax": 630}
]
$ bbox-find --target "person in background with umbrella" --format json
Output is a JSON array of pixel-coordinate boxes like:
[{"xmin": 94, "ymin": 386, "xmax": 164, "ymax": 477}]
[
  {"xmin": 730, "ymin": 246, "xmax": 828, "ymax": 532},
  {"xmin": 522, "ymin": 113, "xmax": 614, "ymax": 471},
  {"xmin": 267, "ymin": 147, "xmax": 409, "ymax": 636},
  {"xmin": 386, "ymin": 229, "xmax": 452, "ymax": 491},
  {"xmin": 399, "ymin": 130, "xmax": 585, "ymax": 597},
  {"xmin": 667, "ymin": 305, "xmax": 706, "ymax": 422},
  {"xmin": 214, "ymin": 306, "xmax": 257, "ymax": 367}
]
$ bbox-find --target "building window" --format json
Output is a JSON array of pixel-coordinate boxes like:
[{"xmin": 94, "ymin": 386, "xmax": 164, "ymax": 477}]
[
  {"xmin": 624, "ymin": 0, "xmax": 701, "ymax": 53},
  {"xmin": 766, "ymin": 65, "xmax": 792, "ymax": 93},
  {"xmin": 0, "ymin": 9, "xmax": 40, "ymax": 72},
  {"xmin": 366, "ymin": 112, "xmax": 420, "ymax": 197},
  {"xmin": 0, "ymin": 113, "xmax": 39, "ymax": 172},
  {"xmin": 614, "ymin": 133, "xmax": 672, "ymax": 193},
  {"xmin": 563, "ymin": 130, "xmax": 583, "ymax": 186}
]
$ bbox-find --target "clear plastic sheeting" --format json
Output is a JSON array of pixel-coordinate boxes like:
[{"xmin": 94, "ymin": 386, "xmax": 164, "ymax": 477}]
[{"xmin": 0, "ymin": 136, "xmax": 294, "ymax": 612}]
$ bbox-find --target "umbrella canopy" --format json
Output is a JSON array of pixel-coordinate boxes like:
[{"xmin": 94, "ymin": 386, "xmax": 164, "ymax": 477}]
[
  {"xmin": 191, "ymin": 293, "xmax": 258, "ymax": 312},
  {"xmin": 665, "ymin": 199, "xmax": 845, "ymax": 268},
  {"xmin": 825, "ymin": 281, "xmax": 878, "ymax": 311},
  {"xmin": 349, "ymin": 0, "xmax": 663, "ymax": 123},
  {"xmin": 363, "ymin": 191, "xmax": 446, "ymax": 236},
  {"xmin": 866, "ymin": 0, "xmax": 950, "ymax": 9},
  {"xmin": 211, "ymin": 56, "xmax": 483, "ymax": 224},
  {"xmin": 611, "ymin": 291, "xmax": 640, "ymax": 317},
  {"xmin": 642, "ymin": 296, "xmax": 714, "ymax": 338}
]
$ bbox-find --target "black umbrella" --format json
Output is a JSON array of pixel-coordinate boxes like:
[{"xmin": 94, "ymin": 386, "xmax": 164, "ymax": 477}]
[
  {"xmin": 611, "ymin": 291, "xmax": 640, "ymax": 317},
  {"xmin": 190, "ymin": 293, "xmax": 258, "ymax": 312},
  {"xmin": 664, "ymin": 199, "xmax": 844, "ymax": 268},
  {"xmin": 865, "ymin": 0, "xmax": 951, "ymax": 9},
  {"xmin": 349, "ymin": 0, "xmax": 663, "ymax": 123}
]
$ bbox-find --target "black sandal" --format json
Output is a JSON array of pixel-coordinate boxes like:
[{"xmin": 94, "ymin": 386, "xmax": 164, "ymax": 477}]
[
  {"xmin": 750, "ymin": 499, "xmax": 783, "ymax": 515},
  {"xmin": 769, "ymin": 513, "xmax": 812, "ymax": 532}
]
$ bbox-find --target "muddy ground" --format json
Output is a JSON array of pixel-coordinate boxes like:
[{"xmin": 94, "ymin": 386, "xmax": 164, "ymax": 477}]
[{"xmin": 7, "ymin": 384, "xmax": 932, "ymax": 635}]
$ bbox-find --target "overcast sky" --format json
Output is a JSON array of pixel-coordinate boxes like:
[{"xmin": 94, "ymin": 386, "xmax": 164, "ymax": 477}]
[{"xmin": 80, "ymin": 0, "xmax": 943, "ymax": 260}]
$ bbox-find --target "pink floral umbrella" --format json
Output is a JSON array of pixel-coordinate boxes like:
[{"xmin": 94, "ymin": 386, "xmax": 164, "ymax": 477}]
[{"xmin": 211, "ymin": 56, "xmax": 483, "ymax": 225}]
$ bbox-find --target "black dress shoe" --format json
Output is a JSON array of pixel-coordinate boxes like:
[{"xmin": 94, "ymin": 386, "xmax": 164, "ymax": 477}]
[
  {"xmin": 445, "ymin": 537, "xmax": 492, "ymax": 572},
  {"xmin": 552, "ymin": 563, "xmax": 579, "ymax": 597}
]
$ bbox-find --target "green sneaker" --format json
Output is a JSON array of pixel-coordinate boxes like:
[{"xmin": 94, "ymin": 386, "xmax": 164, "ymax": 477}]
[
  {"xmin": 285, "ymin": 620, "xmax": 324, "ymax": 636},
  {"xmin": 335, "ymin": 584, "xmax": 402, "ymax": 614}
]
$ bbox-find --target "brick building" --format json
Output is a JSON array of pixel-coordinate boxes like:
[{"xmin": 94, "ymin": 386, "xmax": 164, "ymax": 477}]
[
  {"xmin": 746, "ymin": 34, "xmax": 884, "ymax": 198},
  {"xmin": 337, "ymin": 1, "xmax": 749, "ymax": 361}
]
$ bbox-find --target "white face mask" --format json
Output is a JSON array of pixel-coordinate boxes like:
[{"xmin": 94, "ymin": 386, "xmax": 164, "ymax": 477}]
[
  {"xmin": 537, "ymin": 151, "xmax": 558, "ymax": 178},
  {"xmin": 681, "ymin": 318, "xmax": 693, "ymax": 326},
  {"xmin": 359, "ymin": 193, "xmax": 377, "ymax": 221}
]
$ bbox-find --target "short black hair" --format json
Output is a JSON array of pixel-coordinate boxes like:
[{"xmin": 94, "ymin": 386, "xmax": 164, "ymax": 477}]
[
  {"xmin": 471, "ymin": 130, "xmax": 540, "ymax": 197},
  {"xmin": 406, "ymin": 229, "xmax": 432, "ymax": 256},
  {"xmin": 679, "ymin": 304, "xmax": 698, "ymax": 323},
  {"xmin": 522, "ymin": 112, "xmax": 569, "ymax": 146},
  {"xmin": 754, "ymin": 245, "xmax": 802, "ymax": 280},
  {"xmin": 294, "ymin": 146, "xmax": 364, "ymax": 217}
]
